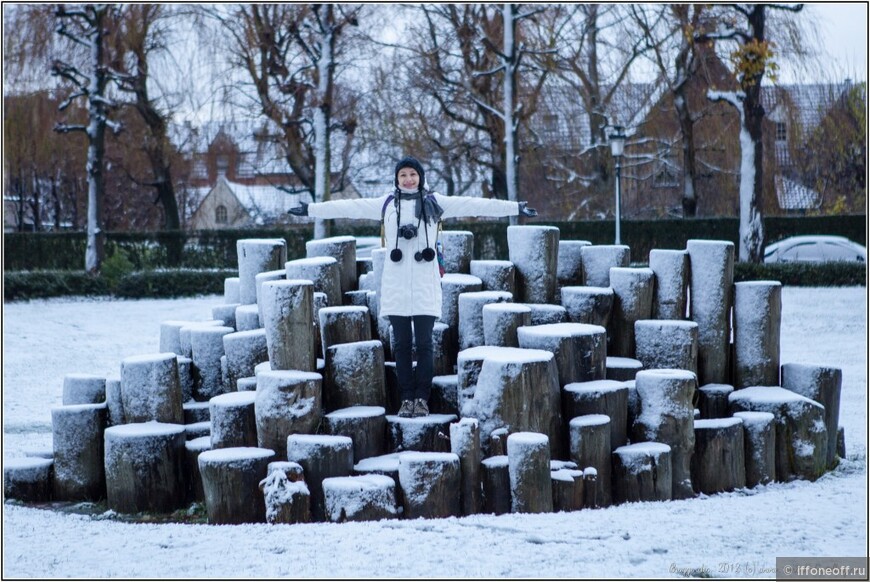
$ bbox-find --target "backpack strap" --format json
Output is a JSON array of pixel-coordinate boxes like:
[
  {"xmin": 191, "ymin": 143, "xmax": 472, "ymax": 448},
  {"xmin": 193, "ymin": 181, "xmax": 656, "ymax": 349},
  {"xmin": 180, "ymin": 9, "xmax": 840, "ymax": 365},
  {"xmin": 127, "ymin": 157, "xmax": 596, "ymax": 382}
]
[{"xmin": 380, "ymin": 194, "xmax": 395, "ymax": 247}]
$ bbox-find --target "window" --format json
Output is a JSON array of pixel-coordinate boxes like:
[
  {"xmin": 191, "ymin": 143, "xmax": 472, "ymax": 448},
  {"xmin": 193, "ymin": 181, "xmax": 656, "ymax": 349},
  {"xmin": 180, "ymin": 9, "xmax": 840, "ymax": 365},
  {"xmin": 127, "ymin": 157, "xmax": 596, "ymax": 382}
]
[
  {"xmin": 775, "ymin": 122, "xmax": 787, "ymax": 142},
  {"xmin": 216, "ymin": 155, "xmax": 230, "ymax": 176},
  {"xmin": 215, "ymin": 205, "xmax": 228, "ymax": 224}
]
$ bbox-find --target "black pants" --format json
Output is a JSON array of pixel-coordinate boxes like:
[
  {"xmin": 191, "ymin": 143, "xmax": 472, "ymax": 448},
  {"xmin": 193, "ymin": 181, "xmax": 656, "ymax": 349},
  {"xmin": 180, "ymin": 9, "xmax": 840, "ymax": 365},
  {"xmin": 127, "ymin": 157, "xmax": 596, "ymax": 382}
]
[{"xmin": 389, "ymin": 315, "xmax": 436, "ymax": 401}]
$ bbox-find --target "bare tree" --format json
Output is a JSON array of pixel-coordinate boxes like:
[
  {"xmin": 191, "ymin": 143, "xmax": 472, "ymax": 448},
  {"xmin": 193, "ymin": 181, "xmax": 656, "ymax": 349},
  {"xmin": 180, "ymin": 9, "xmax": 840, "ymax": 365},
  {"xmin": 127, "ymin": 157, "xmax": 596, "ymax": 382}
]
[{"xmin": 699, "ymin": 3, "xmax": 804, "ymax": 263}]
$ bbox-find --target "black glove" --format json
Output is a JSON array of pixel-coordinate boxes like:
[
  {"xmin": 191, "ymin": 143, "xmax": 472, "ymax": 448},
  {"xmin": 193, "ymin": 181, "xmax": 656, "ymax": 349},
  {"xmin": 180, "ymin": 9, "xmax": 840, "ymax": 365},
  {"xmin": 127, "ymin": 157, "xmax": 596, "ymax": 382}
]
[
  {"xmin": 519, "ymin": 201, "xmax": 538, "ymax": 217},
  {"xmin": 288, "ymin": 203, "xmax": 309, "ymax": 217}
]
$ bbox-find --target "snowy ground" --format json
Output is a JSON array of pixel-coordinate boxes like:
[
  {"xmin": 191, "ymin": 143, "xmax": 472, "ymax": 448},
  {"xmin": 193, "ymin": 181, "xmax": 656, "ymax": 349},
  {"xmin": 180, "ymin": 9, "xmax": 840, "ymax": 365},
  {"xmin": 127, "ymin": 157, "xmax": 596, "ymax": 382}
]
[{"xmin": 2, "ymin": 288, "xmax": 867, "ymax": 579}]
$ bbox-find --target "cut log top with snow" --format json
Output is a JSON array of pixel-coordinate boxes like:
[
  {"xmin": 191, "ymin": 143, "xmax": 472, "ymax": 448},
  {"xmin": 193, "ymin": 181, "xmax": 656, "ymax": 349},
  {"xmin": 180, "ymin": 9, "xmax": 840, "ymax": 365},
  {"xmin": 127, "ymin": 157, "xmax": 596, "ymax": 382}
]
[
  {"xmin": 459, "ymin": 290, "xmax": 513, "ymax": 302},
  {"xmin": 481, "ymin": 455, "xmax": 508, "ymax": 468},
  {"xmin": 122, "ymin": 352, "xmax": 180, "ymax": 366},
  {"xmin": 238, "ymin": 238, "xmax": 286, "ymax": 248},
  {"xmin": 636, "ymin": 369, "xmax": 697, "ymax": 382},
  {"xmin": 507, "ymin": 431, "xmax": 549, "ymax": 447},
  {"xmin": 482, "ymin": 303, "xmax": 531, "ymax": 314},
  {"xmin": 286, "ymin": 256, "xmax": 338, "ymax": 267},
  {"xmin": 307, "ymin": 235, "xmax": 356, "ymax": 246},
  {"xmin": 457, "ymin": 345, "xmax": 554, "ymax": 364},
  {"xmin": 287, "ymin": 434, "xmax": 353, "ymax": 449},
  {"xmin": 4, "ymin": 457, "xmax": 54, "ymax": 472},
  {"xmin": 728, "ymin": 385, "xmax": 824, "ymax": 410},
  {"xmin": 564, "ymin": 380, "xmax": 627, "ymax": 395},
  {"xmin": 320, "ymin": 306, "xmax": 369, "ymax": 316},
  {"xmin": 210, "ymin": 391, "xmax": 257, "ymax": 406},
  {"xmin": 322, "ymin": 473, "xmax": 394, "ymax": 492},
  {"xmin": 607, "ymin": 357, "xmax": 643, "ymax": 369},
  {"xmin": 635, "ymin": 320, "xmax": 698, "ymax": 331},
  {"xmin": 199, "ymin": 447, "xmax": 276, "ymax": 463},
  {"xmin": 614, "ymin": 442, "xmax": 671, "ymax": 456},
  {"xmin": 186, "ymin": 436, "xmax": 212, "ymax": 452},
  {"xmin": 517, "ymin": 322, "xmax": 607, "ymax": 338},
  {"xmin": 385, "ymin": 413, "xmax": 457, "ymax": 425},
  {"xmin": 694, "ymin": 417, "xmax": 743, "ymax": 430},
  {"xmin": 50, "ymin": 402, "xmax": 105, "ymax": 414},
  {"xmin": 257, "ymin": 370, "xmax": 322, "ymax": 383},
  {"xmin": 105, "ymin": 422, "xmax": 185, "ymax": 438},
  {"xmin": 353, "ymin": 453, "xmax": 401, "ymax": 474},
  {"xmin": 399, "ymin": 451, "xmax": 460, "ymax": 464},
  {"xmin": 442, "ymin": 273, "xmax": 484, "ymax": 286},
  {"xmin": 325, "ymin": 406, "xmax": 385, "ymax": 420},
  {"xmin": 700, "ymin": 383, "xmax": 734, "ymax": 395},
  {"xmin": 568, "ymin": 414, "xmax": 611, "ymax": 427}
]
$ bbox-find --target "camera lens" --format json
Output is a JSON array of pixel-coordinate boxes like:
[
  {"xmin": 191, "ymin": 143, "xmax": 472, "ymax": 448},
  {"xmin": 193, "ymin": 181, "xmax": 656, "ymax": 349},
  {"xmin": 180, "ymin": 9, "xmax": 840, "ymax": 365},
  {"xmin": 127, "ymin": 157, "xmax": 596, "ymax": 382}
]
[
  {"xmin": 400, "ymin": 225, "xmax": 417, "ymax": 239},
  {"xmin": 390, "ymin": 248, "xmax": 403, "ymax": 262},
  {"xmin": 420, "ymin": 247, "xmax": 436, "ymax": 262}
]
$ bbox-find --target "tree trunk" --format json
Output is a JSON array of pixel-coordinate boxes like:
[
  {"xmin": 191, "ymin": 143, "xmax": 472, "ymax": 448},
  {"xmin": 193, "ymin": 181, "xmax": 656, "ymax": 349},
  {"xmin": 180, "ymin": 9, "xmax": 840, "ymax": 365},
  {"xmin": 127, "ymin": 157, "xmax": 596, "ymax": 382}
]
[{"xmin": 199, "ymin": 447, "xmax": 275, "ymax": 524}]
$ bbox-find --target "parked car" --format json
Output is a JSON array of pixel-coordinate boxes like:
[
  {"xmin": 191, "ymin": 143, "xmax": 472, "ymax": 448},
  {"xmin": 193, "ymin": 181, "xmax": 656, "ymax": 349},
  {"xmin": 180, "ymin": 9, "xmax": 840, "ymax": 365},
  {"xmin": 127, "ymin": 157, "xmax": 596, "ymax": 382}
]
[{"xmin": 763, "ymin": 235, "xmax": 866, "ymax": 263}]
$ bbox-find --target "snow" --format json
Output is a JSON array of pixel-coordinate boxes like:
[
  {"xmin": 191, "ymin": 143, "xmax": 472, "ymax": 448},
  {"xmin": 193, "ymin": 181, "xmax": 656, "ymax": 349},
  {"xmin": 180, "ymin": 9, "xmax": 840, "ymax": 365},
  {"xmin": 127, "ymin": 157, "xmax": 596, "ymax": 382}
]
[{"xmin": 2, "ymin": 287, "xmax": 867, "ymax": 578}]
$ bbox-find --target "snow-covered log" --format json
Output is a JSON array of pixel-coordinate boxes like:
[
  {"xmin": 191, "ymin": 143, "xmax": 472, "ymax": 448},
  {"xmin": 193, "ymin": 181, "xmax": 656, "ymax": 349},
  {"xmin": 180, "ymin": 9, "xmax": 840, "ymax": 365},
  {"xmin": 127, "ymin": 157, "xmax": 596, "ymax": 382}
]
[
  {"xmin": 183, "ymin": 401, "xmax": 210, "ymax": 424},
  {"xmin": 286, "ymin": 256, "xmax": 342, "ymax": 308},
  {"xmin": 606, "ymin": 357, "xmax": 642, "ymax": 382},
  {"xmin": 322, "ymin": 406, "xmax": 386, "ymax": 462},
  {"xmin": 319, "ymin": 306, "xmax": 371, "ymax": 360},
  {"xmin": 697, "ymin": 384, "xmax": 734, "ymax": 419},
  {"xmin": 237, "ymin": 239, "xmax": 287, "ymax": 305},
  {"xmin": 691, "ymin": 417, "xmax": 746, "ymax": 494},
  {"xmin": 322, "ymin": 474, "xmax": 398, "ymax": 522},
  {"xmin": 51, "ymin": 403, "xmax": 106, "ymax": 501},
  {"xmin": 105, "ymin": 378, "xmax": 124, "ymax": 427},
  {"xmin": 185, "ymin": 421, "xmax": 210, "ymax": 441},
  {"xmin": 568, "ymin": 414, "xmax": 611, "ymax": 507},
  {"xmin": 254, "ymin": 270, "xmax": 285, "ymax": 327},
  {"xmin": 386, "ymin": 414, "xmax": 456, "ymax": 454},
  {"xmin": 648, "ymin": 249, "xmax": 689, "ymax": 320},
  {"xmin": 450, "ymin": 418, "xmax": 482, "ymax": 516},
  {"xmin": 261, "ymin": 280, "xmax": 317, "ymax": 373},
  {"xmin": 560, "ymin": 286, "xmax": 613, "ymax": 327},
  {"xmin": 189, "ymin": 327, "xmax": 235, "ymax": 401},
  {"xmin": 209, "ymin": 391, "xmax": 258, "ymax": 449},
  {"xmin": 518, "ymin": 322, "xmax": 607, "ymax": 385},
  {"xmin": 440, "ymin": 230, "xmax": 474, "ymax": 274},
  {"xmin": 481, "ymin": 455, "xmax": 511, "ymax": 515},
  {"xmin": 199, "ymin": 447, "xmax": 276, "ymax": 524},
  {"xmin": 634, "ymin": 320, "xmax": 699, "ymax": 374},
  {"xmin": 104, "ymin": 422, "xmax": 187, "ymax": 513},
  {"xmin": 781, "ymin": 363, "xmax": 842, "ymax": 468},
  {"xmin": 224, "ymin": 277, "xmax": 240, "ymax": 304},
  {"xmin": 120, "ymin": 353, "xmax": 184, "ymax": 424},
  {"xmin": 286, "ymin": 434, "xmax": 354, "ymax": 522},
  {"xmin": 163, "ymin": 320, "xmax": 222, "ymax": 358},
  {"xmin": 432, "ymin": 322, "xmax": 455, "ymax": 376},
  {"xmin": 398, "ymin": 452, "xmax": 461, "ymax": 519},
  {"xmin": 458, "ymin": 290, "xmax": 513, "ymax": 350},
  {"xmin": 4, "ymin": 458, "xmax": 53, "ymax": 503},
  {"xmin": 184, "ymin": 436, "xmax": 211, "ymax": 502},
  {"xmin": 470, "ymin": 260, "xmax": 516, "ymax": 295},
  {"xmin": 686, "ymin": 240, "xmax": 734, "ymax": 385},
  {"xmin": 307, "ymin": 236, "xmax": 357, "ymax": 296},
  {"xmin": 324, "ymin": 340, "xmax": 385, "ymax": 413},
  {"xmin": 507, "ymin": 225, "xmax": 560, "ymax": 304},
  {"xmin": 254, "ymin": 370, "xmax": 322, "ymax": 459},
  {"xmin": 732, "ymin": 411, "xmax": 775, "ymax": 488},
  {"xmin": 507, "ymin": 432, "xmax": 553, "ymax": 514},
  {"xmin": 441, "ymin": 274, "xmax": 484, "ymax": 332},
  {"xmin": 176, "ymin": 357, "xmax": 193, "ymax": 403},
  {"xmin": 482, "ymin": 303, "xmax": 531, "ymax": 347},
  {"xmin": 522, "ymin": 303, "xmax": 568, "ymax": 325},
  {"xmin": 556, "ymin": 240, "xmax": 591, "ymax": 290},
  {"xmin": 563, "ymin": 380, "xmax": 628, "ymax": 450},
  {"xmin": 612, "ymin": 442, "xmax": 673, "ymax": 503},
  {"xmin": 633, "ymin": 369, "xmax": 696, "ymax": 499},
  {"xmin": 733, "ymin": 281, "xmax": 782, "ymax": 389},
  {"xmin": 62, "ymin": 373, "xmax": 105, "ymax": 405},
  {"xmin": 211, "ymin": 304, "xmax": 240, "ymax": 331},
  {"xmin": 222, "ymin": 329, "xmax": 269, "ymax": 393},
  {"xmin": 234, "ymin": 305, "xmax": 261, "ymax": 332},
  {"xmin": 580, "ymin": 245, "xmax": 630, "ymax": 287},
  {"xmin": 551, "ymin": 461, "xmax": 584, "ymax": 512},
  {"xmin": 260, "ymin": 461, "xmax": 310, "ymax": 524},
  {"xmin": 608, "ymin": 267, "xmax": 655, "ymax": 358},
  {"xmin": 431, "ymin": 375, "xmax": 459, "ymax": 416}
]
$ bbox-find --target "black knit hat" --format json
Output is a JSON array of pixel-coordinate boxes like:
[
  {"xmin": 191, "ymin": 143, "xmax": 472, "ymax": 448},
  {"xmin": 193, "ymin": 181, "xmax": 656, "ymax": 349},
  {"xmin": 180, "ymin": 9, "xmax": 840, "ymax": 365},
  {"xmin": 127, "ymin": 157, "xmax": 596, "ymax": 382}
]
[{"xmin": 394, "ymin": 156, "xmax": 425, "ymax": 192}]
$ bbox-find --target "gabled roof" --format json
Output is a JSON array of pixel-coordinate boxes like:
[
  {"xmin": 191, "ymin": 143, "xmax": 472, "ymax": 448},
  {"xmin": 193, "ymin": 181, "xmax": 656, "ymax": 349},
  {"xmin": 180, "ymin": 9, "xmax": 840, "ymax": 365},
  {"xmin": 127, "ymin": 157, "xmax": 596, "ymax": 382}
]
[
  {"xmin": 775, "ymin": 175, "xmax": 821, "ymax": 210},
  {"xmin": 763, "ymin": 82, "xmax": 852, "ymax": 133}
]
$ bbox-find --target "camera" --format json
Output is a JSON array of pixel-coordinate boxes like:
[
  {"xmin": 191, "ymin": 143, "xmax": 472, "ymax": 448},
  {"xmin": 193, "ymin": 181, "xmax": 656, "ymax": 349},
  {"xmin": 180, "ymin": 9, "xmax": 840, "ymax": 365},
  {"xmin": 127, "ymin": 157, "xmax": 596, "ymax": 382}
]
[{"xmin": 398, "ymin": 224, "xmax": 418, "ymax": 240}]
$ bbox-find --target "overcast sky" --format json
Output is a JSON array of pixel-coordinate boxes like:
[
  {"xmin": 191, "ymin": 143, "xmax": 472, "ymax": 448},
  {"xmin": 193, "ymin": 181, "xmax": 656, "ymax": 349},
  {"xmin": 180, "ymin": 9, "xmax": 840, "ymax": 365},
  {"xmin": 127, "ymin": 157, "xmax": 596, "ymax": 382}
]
[{"xmin": 791, "ymin": 3, "xmax": 868, "ymax": 83}]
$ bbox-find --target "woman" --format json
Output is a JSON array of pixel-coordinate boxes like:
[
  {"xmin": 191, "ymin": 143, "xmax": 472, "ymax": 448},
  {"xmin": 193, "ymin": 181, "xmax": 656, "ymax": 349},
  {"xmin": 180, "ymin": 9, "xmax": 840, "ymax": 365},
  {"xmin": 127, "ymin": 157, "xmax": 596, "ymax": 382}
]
[{"xmin": 289, "ymin": 156, "xmax": 537, "ymax": 417}]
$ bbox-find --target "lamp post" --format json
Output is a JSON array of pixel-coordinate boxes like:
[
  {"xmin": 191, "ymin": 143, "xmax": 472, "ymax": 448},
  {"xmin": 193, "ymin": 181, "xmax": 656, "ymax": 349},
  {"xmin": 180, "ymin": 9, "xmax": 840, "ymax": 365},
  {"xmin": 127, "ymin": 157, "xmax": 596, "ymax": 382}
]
[{"xmin": 609, "ymin": 126, "xmax": 626, "ymax": 245}]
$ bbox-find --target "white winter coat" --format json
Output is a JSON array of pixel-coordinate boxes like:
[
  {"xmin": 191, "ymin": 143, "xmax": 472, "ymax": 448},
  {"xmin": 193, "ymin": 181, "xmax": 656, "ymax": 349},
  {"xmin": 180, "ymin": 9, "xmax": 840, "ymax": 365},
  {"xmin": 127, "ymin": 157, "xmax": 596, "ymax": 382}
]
[{"xmin": 307, "ymin": 193, "xmax": 520, "ymax": 317}]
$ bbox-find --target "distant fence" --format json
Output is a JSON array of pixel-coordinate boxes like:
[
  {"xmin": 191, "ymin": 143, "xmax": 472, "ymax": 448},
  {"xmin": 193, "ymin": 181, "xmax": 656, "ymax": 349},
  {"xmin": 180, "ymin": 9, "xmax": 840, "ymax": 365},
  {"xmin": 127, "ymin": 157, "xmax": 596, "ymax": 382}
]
[{"xmin": 3, "ymin": 215, "xmax": 866, "ymax": 271}]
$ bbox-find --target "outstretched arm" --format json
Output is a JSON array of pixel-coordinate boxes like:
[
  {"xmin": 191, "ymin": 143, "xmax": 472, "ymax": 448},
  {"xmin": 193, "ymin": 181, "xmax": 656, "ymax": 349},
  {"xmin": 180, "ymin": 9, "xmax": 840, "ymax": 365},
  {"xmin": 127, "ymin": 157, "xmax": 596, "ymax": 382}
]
[
  {"xmin": 290, "ymin": 195, "xmax": 389, "ymax": 221},
  {"xmin": 436, "ymin": 194, "xmax": 536, "ymax": 219}
]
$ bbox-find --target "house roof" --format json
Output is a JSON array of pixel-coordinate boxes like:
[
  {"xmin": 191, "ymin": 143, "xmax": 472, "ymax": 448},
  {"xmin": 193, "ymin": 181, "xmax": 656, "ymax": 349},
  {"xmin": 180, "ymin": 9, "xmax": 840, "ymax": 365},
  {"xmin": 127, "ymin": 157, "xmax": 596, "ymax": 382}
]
[
  {"xmin": 775, "ymin": 175, "xmax": 821, "ymax": 210},
  {"xmin": 763, "ymin": 82, "xmax": 852, "ymax": 132}
]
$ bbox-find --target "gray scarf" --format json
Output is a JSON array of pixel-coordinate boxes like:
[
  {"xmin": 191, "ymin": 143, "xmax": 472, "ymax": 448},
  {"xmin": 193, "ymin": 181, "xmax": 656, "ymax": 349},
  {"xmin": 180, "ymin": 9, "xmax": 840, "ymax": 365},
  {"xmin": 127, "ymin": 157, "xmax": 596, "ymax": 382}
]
[{"xmin": 396, "ymin": 189, "xmax": 444, "ymax": 225}]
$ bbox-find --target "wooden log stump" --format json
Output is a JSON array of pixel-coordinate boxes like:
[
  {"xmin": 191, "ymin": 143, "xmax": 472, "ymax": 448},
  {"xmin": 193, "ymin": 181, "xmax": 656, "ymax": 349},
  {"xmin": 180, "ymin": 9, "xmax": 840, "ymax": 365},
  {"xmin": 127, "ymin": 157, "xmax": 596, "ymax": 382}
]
[
  {"xmin": 254, "ymin": 269, "xmax": 285, "ymax": 327},
  {"xmin": 222, "ymin": 329, "xmax": 269, "ymax": 393},
  {"xmin": 383, "ymin": 362, "xmax": 402, "ymax": 416},
  {"xmin": 237, "ymin": 376, "xmax": 257, "ymax": 392},
  {"xmin": 606, "ymin": 357, "xmax": 643, "ymax": 382},
  {"xmin": 481, "ymin": 455, "xmax": 511, "ymax": 515},
  {"xmin": 183, "ymin": 401, "xmax": 210, "ymax": 424},
  {"xmin": 440, "ymin": 273, "xmax": 483, "ymax": 333},
  {"xmin": 322, "ymin": 474, "xmax": 398, "ymax": 522},
  {"xmin": 353, "ymin": 453, "xmax": 403, "ymax": 511},
  {"xmin": 568, "ymin": 414, "xmax": 612, "ymax": 507},
  {"xmin": 319, "ymin": 305, "xmax": 372, "ymax": 361},
  {"xmin": 62, "ymin": 373, "xmax": 106, "ymax": 405},
  {"xmin": 104, "ymin": 422, "xmax": 187, "ymax": 513},
  {"xmin": 260, "ymin": 461, "xmax": 311, "ymax": 524},
  {"xmin": 105, "ymin": 378, "xmax": 125, "ymax": 427},
  {"xmin": 198, "ymin": 447, "xmax": 276, "ymax": 524},
  {"xmin": 455, "ymin": 346, "xmax": 493, "ymax": 409},
  {"xmin": 563, "ymin": 380, "xmax": 628, "ymax": 451},
  {"xmin": 781, "ymin": 363, "xmax": 842, "ymax": 468},
  {"xmin": 4, "ymin": 458, "xmax": 53, "ymax": 503},
  {"xmin": 177, "ymin": 320, "xmax": 224, "ymax": 359},
  {"xmin": 450, "ymin": 418, "xmax": 482, "ymax": 516},
  {"xmin": 324, "ymin": 340, "xmax": 385, "ymax": 412},
  {"xmin": 211, "ymin": 304, "xmax": 240, "ymax": 330},
  {"xmin": 224, "ymin": 276, "xmax": 240, "ymax": 303},
  {"xmin": 482, "ymin": 303, "xmax": 531, "ymax": 348},
  {"xmin": 458, "ymin": 291, "xmax": 513, "ymax": 350},
  {"xmin": 432, "ymin": 322, "xmax": 456, "ymax": 377},
  {"xmin": 189, "ymin": 327, "xmax": 235, "ymax": 400},
  {"xmin": 398, "ymin": 451, "xmax": 461, "ymax": 519},
  {"xmin": 837, "ymin": 427, "xmax": 845, "ymax": 459},
  {"xmin": 612, "ymin": 442, "xmax": 672, "ymax": 503},
  {"xmin": 185, "ymin": 421, "xmax": 210, "ymax": 440},
  {"xmin": 386, "ymin": 414, "xmax": 456, "ymax": 453},
  {"xmin": 254, "ymin": 370, "xmax": 323, "ymax": 459},
  {"xmin": 237, "ymin": 238, "xmax": 287, "ymax": 305},
  {"xmin": 551, "ymin": 461, "xmax": 585, "ymax": 512},
  {"xmin": 470, "ymin": 259, "xmax": 516, "ymax": 295},
  {"xmin": 648, "ymin": 249, "xmax": 689, "ymax": 320},
  {"xmin": 733, "ymin": 281, "xmax": 782, "ymax": 389},
  {"xmin": 210, "ymin": 391, "xmax": 258, "ymax": 449},
  {"xmin": 51, "ymin": 403, "xmax": 106, "ymax": 501},
  {"xmin": 686, "ymin": 240, "xmax": 734, "ymax": 386},
  {"xmin": 286, "ymin": 256, "xmax": 342, "ymax": 308},
  {"xmin": 560, "ymin": 286, "xmax": 614, "ymax": 328},
  {"xmin": 323, "ymin": 406, "xmax": 387, "ymax": 462},
  {"xmin": 626, "ymin": 380, "xmax": 639, "ymax": 445},
  {"xmin": 608, "ymin": 267, "xmax": 655, "ymax": 358},
  {"xmin": 176, "ymin": 357, "xmax": 193, "ymax": 403},
  {"xmin": 120, "ymin": 353, "xmax": 184, "ymax": 424},
  {"xmin": 431, "ymin": 375, "xmax": 459, "ymax": 416},
  {"xmin": 307, "ymin": 235, "xmax": 357, "ymax": 296},
  {"xmin": 634, "ymin": 320, "xmax": 699, "ymax": 375},
  {"xmin": 286, "ymin": 434, "xmax": 354, "ymax": 522},
  {"xmin": 691, "ymin": 417, "xmax": 746, "ymax": 494},
  {"xmin": 184, "ymin": 436, "xmax": 211, "ymax": 502},
  {"xmin": 507, "ymin": 432, "xmax": 553, "ymax": 514},
  {"xmin": 459, "ymin": 347, "xmax": 562, "ymax": 459},
  {"xmin": 234, "ymin": 304, "xmax": 261, "ymax": 332},
  {"xmin": 728, "ymin": 386, "xmax": 827, "ymax": 481},
  {"xmin": 698, "ymin": 384, "xmax": 734, "ymax": 419},
  {"xmin": 580, "ymin": 245, "xmax": 630, "ymax": 287},
  {"xmin": 261, "ymin": 279, "xmax": 317, "ymax": 373},
  {"xmin": 313, "ymin": 292, "xmax": 329, "ymax": 360},
  {"xmin": 507, "ymin": 225, "xmax": 560, "ymax": 304},
  {"xmin": 517, "ymin": 322, "xmax": 607, "ymax": 385},
  {"xmin": 633, "ymin": 369, "xmax": 696, "ymax": 499},
  {"xmin": 732, "ymin": 411, "xmax": 775, "ymax": 488},
  {"xmin": 557, "ymin": 240, "xmax": 591, "ymax": 290},
  {"xmin": 522, "ymin": 303, "xmax": 568, "ymax": 325},
  {"xmin": 489, "ymin": 428, "xmax": 510, "ymax": 457},
  {"xmin": 440, "ymin": 230, "xmax": 475, "ymax": 274},
  {"xmin": 160, "ymin": 320, "xmax": 194, "ymax": 355}
]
